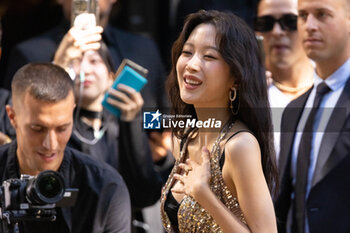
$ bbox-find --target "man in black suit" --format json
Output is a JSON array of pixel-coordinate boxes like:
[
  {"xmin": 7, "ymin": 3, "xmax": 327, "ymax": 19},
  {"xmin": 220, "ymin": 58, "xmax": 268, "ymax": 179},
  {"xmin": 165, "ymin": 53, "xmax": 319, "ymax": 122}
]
[{"xmin": 275, "ymin": 0, "xmax": 350, "ymax": 232}]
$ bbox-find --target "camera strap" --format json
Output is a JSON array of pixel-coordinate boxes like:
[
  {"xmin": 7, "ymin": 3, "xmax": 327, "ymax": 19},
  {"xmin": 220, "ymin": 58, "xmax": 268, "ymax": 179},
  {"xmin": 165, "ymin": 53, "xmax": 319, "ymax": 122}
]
[{"xmin": 4, "ymin": 140, "xmax": 20, "ymax": 179}]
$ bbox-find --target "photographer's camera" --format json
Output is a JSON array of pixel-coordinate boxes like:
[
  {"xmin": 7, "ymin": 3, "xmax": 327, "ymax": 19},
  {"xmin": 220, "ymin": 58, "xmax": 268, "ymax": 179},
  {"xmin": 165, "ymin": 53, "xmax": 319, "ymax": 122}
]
[{"xmin": 0, "ymin": 170, "xmax": 77, "ymax": 233}]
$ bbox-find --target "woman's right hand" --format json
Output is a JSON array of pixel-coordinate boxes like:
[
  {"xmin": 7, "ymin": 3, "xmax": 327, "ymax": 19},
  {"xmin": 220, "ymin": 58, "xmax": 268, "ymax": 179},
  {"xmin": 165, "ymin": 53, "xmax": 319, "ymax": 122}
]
[
  {"xmin": 53, "ymin": 13, "xmax": 103, "ymax": 72},
  {"xmin": 172, "ymin": 147, "xmax": 211, "ymax": 201},
  {"xmin": 106, "ymin": 84, "xmax": 144, "ymax": 122}
]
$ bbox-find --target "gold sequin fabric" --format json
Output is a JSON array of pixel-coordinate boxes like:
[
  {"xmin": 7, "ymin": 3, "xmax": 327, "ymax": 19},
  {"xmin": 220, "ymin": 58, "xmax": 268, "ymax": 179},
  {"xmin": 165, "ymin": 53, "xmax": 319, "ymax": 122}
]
[{"xmin": 160, "ymin": 125, "xmax": 247, "ymax": 233}]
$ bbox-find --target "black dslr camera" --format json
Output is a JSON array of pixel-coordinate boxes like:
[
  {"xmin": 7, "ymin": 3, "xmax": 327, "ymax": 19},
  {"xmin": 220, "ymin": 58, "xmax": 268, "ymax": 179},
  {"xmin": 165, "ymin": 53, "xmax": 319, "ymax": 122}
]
[{"xmin": 0, "ymin": 170, "xmax": 78, "ymax": 233}]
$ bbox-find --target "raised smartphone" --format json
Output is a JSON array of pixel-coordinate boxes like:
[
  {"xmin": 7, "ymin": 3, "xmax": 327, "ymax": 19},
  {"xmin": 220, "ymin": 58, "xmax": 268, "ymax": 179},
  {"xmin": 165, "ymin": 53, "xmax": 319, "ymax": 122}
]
[
  {"xmin": 102, "ymin": 59, "xmax": 148, "ymax": 117},
  {"xmin": 71, "ymin": 0, "xmax": 99, "ymax": 26}
]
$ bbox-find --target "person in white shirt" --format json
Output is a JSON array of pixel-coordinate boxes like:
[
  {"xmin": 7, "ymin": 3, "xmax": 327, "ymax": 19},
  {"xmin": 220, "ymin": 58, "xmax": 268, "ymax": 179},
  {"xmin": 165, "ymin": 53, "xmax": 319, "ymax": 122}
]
[{"xmin": 254, "ymin": 0, "xmax": 314, "ymax": 161}]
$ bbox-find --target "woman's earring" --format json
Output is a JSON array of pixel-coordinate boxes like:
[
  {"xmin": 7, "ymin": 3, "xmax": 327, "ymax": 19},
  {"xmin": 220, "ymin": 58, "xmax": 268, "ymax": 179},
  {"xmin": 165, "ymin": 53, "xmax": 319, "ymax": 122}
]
[
  {"xmin": 229, "ymin": 87, "xmax": 238, "ymax": 116},
  {"xmin": 229, "ymin": 87, "xmax": 237, "ymax": 102}
]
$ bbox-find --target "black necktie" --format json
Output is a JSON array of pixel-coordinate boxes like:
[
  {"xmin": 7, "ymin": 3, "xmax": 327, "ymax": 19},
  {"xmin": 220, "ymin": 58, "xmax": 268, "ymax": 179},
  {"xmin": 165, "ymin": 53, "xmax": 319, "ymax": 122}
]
[{"xmin": 293, "ymin": 82, "xmax": 331, "ymax": 233}]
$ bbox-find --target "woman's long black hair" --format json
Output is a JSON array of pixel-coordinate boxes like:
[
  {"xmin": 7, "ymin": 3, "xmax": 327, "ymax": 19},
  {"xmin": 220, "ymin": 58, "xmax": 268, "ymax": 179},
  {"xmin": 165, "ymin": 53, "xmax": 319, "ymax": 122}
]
[{"xmin": 166, "ymin": 10, "xmax": 278, "ymax": 195}]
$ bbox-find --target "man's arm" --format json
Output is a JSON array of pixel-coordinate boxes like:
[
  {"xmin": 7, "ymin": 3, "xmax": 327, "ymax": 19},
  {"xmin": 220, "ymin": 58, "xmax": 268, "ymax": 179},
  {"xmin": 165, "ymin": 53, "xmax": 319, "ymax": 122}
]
[{"xmin": 94, "ymin": 177, "xmax": 131, "ymax": 233}]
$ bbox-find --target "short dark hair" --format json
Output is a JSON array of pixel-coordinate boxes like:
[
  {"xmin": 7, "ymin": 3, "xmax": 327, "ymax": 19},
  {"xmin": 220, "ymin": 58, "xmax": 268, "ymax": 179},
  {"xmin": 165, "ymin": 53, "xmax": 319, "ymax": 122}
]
[{"xmin": 12, "ymin": 63, "xmax": 74, "ymax": 102}]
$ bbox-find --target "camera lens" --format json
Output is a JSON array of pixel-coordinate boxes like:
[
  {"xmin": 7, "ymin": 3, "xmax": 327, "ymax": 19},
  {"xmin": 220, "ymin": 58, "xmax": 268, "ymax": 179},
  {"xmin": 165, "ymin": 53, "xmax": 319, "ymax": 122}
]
[
  {"xmin": 26, "ymin": 170, "xmax": 65, "ymax": 205},
  {"xmin": 38, "ymin": 175, "xmax": 62, "ymax": 199}
]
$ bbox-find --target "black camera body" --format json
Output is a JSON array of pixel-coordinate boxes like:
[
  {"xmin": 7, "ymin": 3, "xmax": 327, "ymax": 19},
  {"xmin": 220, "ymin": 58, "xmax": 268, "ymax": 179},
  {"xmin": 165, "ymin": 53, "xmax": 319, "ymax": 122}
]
[
  {"xmin": 0, "ymin": 170, "xmax": 78, "ymax": 233},
  {"xmin": 3, "ymin": 170, "xmax": 65, "ymax": 211}
]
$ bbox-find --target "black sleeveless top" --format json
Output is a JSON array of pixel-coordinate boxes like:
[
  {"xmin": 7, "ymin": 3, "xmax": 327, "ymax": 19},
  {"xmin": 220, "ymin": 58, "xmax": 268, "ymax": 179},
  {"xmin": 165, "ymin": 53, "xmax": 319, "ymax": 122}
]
[{"xmin": 164, "ymin": 130, "xmax": 250, "ymax": 229}]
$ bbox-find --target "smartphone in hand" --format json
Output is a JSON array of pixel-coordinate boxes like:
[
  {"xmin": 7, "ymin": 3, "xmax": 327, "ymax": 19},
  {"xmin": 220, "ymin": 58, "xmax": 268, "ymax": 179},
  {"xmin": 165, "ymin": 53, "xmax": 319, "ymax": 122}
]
[
  {"xmin": 71, "ymin": 0, "xmax": 99, "ymax": 26},
  {"xmin": 102, "ymin": 59, "xmax": 148, "ymax": 117}
]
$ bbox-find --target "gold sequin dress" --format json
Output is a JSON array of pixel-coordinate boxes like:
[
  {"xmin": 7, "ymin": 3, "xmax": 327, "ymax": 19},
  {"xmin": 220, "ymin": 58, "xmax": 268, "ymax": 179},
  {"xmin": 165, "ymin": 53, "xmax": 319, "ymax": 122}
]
[{"xmin": 160, "ymin": 125, "xmax": 247, "ymax": 233}]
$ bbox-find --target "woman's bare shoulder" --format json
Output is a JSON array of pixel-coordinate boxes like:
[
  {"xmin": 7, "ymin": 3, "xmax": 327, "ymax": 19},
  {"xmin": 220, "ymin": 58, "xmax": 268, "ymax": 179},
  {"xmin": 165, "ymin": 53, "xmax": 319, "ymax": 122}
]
[{"xmin": 224, "ymin": 121, "xmax": 261, "ymax": 166}]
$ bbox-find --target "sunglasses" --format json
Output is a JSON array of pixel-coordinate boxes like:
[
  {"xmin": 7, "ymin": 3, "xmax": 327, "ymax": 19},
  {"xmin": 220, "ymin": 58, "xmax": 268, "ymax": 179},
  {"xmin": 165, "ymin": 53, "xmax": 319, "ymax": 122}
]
[{"xmin": 254, "ymin": 14, "xmax": 297, "ymax": 32}]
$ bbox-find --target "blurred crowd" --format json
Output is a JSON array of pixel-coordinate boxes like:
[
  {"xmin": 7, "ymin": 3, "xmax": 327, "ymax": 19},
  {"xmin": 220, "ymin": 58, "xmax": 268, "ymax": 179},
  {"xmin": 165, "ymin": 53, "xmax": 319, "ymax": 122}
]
[{"xmin": 0, "ymin": 0, "xmax": 349, "ymax": 232}]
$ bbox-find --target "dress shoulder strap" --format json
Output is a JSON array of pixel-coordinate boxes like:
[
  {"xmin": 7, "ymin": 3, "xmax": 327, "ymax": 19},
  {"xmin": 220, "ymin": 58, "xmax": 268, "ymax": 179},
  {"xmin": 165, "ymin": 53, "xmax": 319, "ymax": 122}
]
[
  {"xmin": 219, "ymin": 130, "xmax": 253, "ymax": 170},
  {"xmin": 224, "ymin": 129, "xmax": 253, "ymax": 146}
]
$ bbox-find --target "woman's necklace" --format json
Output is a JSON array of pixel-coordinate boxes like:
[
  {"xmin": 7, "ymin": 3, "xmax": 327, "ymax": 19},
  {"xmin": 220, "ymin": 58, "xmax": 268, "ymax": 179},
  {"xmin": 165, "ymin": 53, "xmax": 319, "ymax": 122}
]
[
  {"xmin": 73, "ymin": 109, "xmax": 108, "ymax": 146},
  {"xmin": 79, "ymin": 108, "xmax": 103, "ymax": 119}
]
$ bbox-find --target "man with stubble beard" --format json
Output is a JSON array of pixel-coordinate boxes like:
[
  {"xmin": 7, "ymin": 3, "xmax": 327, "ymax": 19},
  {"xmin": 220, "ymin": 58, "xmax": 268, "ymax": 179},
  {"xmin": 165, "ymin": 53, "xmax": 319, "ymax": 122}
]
[{"xmin": 275, "ymin": 0, "xmax": 350, "ymax": 232}]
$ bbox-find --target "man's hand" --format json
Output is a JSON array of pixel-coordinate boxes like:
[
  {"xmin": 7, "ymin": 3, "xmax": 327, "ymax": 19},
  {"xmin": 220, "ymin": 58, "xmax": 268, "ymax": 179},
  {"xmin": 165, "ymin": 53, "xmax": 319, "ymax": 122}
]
[{"xmin": 0, "ymin": 132, "xmax": 11, "ymax": 145}]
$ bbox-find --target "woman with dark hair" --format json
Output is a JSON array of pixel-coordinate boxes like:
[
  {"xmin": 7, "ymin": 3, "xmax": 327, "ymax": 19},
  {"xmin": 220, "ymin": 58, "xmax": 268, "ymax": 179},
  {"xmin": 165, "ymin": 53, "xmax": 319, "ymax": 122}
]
[
  {"xmin": 160, "ymin": 10, "xmax": 278, "ymax": 232},
  {"xmin": 54, "ymin": 36, "xmax": 170, "ymax": 231}
]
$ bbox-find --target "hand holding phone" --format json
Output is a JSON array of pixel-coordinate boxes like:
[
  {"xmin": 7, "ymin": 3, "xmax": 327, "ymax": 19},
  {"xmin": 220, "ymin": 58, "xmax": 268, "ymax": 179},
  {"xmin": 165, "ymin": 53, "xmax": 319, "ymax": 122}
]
[
  {"xmin": 104, "ymin": 84, "xmax": 144, "ymax": 121},
  {"xmin": 102, "ymin": 59, "xmax": 148, "ymax": 119},
  {"xmin": 54, "ymin": 13, "xmax": 103, "ymax": 77},
  {"xmin": 71, "ymin": 0, "xmax": 99, "ymax": 26}
]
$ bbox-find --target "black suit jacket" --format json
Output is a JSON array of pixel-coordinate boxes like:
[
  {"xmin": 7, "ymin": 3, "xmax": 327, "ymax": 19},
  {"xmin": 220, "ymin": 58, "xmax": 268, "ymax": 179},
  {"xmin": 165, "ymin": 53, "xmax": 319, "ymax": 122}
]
[
  {"xmin": 275, "ymin": 77, "xmax": 350, "ymax": 233},
  {"xmin": 1, "ymin": 22, "xmax": 168, "ymax": 111}
]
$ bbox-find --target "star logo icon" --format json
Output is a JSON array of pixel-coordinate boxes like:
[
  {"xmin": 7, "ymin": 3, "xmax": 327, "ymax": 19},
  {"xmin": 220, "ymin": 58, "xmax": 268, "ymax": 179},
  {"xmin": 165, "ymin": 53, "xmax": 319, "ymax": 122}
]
[
  {"xmin": 143, "ymin": 110, "xmax": 162, "ymax": 129},
  {"xmin": 150, "ymin": 110, "xmax": 162, "ymax": 122}
]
